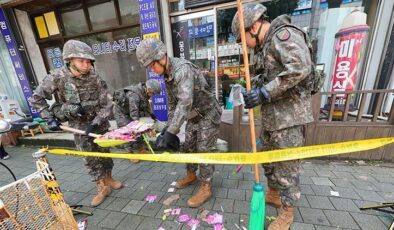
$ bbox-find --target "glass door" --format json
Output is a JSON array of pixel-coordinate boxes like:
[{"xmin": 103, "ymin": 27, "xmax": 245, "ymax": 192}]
[{"xmin": 171, "ymin": 10, "xmax": 217, "ymax": 97}]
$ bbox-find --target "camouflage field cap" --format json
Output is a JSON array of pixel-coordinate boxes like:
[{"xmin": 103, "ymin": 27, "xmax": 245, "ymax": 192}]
[
  {"xmin": 231, "ymin": 3, "xmax": 267, "ymax": 41},
  {"xmin": 62, "ymin": 39, "xmax": 95, "ymax": 62},
  {"xmin": 136, "ymin": 38, "xmax": 167, "ymax": 67},
  {"xmin": 146, "ymin": 79, "xmax": 162, "ymax": 95}
]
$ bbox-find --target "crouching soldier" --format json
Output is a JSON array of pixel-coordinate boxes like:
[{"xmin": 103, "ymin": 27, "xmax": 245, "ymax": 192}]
[{"xmin": 113, "ymin": 79, "xmax": 162, "ymax": 163}]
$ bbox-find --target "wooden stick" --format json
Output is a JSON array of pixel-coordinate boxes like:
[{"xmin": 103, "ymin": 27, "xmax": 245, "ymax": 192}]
[
  {"xmin": 236, "ymin": 0, "xmax": 260, "ymax": 183},
  {"xmin": 59, "ymin": 125, "xmax": 101, "ymax": 138}
]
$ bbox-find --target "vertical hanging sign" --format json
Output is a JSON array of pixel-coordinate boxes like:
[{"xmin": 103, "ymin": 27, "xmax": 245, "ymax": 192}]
[
  {"xmin": 0, "ymin": 9, "xmax": 39, "ymax": 118},
  {"xmin": 138, "ymin": 0, "xmax": 168, "ymax": 121}
]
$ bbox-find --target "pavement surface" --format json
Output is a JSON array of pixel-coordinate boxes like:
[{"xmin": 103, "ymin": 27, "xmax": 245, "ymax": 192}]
[{"xmin": 0, "ymin": 144, "xmax": 393, "ymax": 230}]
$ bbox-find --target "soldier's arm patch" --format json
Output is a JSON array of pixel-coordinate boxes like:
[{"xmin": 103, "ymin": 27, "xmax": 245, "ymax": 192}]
[{"xmin": 276, "ymin": 28, "xmax": 290, "ymax": 41}]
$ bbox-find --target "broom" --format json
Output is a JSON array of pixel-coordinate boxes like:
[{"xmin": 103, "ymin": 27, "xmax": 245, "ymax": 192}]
[{"xmin": 235, "ymin": 0, "xmax": 265, "ymax": 229}]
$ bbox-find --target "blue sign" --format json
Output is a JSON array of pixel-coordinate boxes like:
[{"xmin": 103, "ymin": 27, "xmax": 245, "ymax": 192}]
[
  {"xmin": 188, "ymin": 22, "xmax": 214, "ymax": 38},
  {"xmin": 0, "ymin": 9, "xmax": 39, "ymax": 118},
  {"xmin": 138, "ymin": 0, "xmax": 168, "ymax": 121},
  {"xmin": 138, "ymin": 0, "xmax": 160, "ymax": 35}
]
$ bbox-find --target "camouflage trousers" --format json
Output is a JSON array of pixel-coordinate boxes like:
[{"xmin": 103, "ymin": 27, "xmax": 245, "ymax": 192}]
[
  {"xmin": 183, "ymin": 118, "xmax": 220, "ymax": 183},
  {"xmin": 261, "ymin": 125, "xmax": 305, "ymax": 207},
  {"xmin": 74, "ymin": 134, "xmax": 114, "ymax": 182}
]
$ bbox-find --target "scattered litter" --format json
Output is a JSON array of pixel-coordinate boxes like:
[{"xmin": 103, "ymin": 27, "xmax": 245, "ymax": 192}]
[
  {"xmin": 197, "ymin": 209, "xmax": 210, "ymax": 219},
  {"xmin": 162, "ymin": 214, "xmax": 167, "ymax": 221},
  {"xmin": 330, "ymin": 191, "xmax": 340, "ymax": 197},
  {"xmin": 214, "ymin": 224, "xmax": 224, "ymax": 230},
  {"xmin": 234, "ymin": 223, "xmax": 241, "ymax": 230},
  {"xmin": 240, "ymin": 219, "xmax": 244, "ymax": 222},
  {"xmin": 171, "ymin": 208, "xmax": 181, "ymax": 215},
  {"xmin": 220, "ymin": 205, "xmax": 224, "ymax": 213},
  {"xmin": 187, "ymin": 219, "xmax": 200, "ymax": 229},
  {"xmin": 158, "ymin": 227, "xmax": 165, "ymax": 230},
  {"xmin": 241, "ymin": 226, "xmax": 247, "ymax": 230},
  {"xmin": 145, "ymin": 195, "xmax": 157, "ymax": 203},
  {"xmin": 171, "ymin": 181, "xmax": 177, "ymax": 186},
  {"xmin": 266, "ymin": 216, "xmax": 276, "ymax": 221},
  {"xmin": 178, "ymin": 214, "xmax": 190, "ymax": 223},
  {"xmin": 164, "ymin": 208, "xmax": 172, "ymax": 214},
  {"xmin": 163, "ymin": 194, "xmax": 180, "ymax": 206},
  {"xmin": 77, "ymin": 220, "xmax": 87, "ymax": 230},
  {"xmin": 234, "ymin": 165, "xmax": 243, "ymax": 174},
  {"xmin": 356, "ymin": 160, "xmax": 366, "ymax": 165},
  {"xmin": 168, "ymin": 187, "xmax": 175, "ymax": 192},
  {"xmin": 205, "ymin": 213, "xmax": 223, "ymax": 224}
]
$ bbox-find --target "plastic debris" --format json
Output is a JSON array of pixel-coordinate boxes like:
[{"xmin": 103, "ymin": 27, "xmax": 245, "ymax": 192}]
[
  {"xmin": 178, "ymin": 214, "xmax": 190, "ymax": 223},
  {"xmin": 168, "ymin": 187, "xmax": 175, "ymax": 192},
  {"xmin": 266, "ymin": 216, "xmax": 276, "ymax": 221},
  {"xmin": 145, "ymin": 195, "xmax": 157, "ymax": 203},
  {"xmin": 163, "ymin": 194, "xmax": 180, "ymax": 206},
  {"xmin": 171, "ymin": 181, "xmax": 176, "ymax": 186},
  {"xmin": 205, "ymin": 213, "xmax": 223, "ymax": 224},
  {"xmin": 214, "ymin": 224, "xmax": 224, "ymax": 230},
  {"xmin": 171, "ymin": 208, "xmax": 181, "ymax": 216},
  {"xmin": 187, "ymin": 219, "xmax": 200, "ymax": 229}
]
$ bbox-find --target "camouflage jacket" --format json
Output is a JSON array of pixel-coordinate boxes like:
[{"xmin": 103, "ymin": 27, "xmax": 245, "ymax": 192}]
[
  {"xmin": 165, "ymin": 57, "xmax": 222, "ymax": 134},
  {"xmin": 115, "ymin": 83, "xmax": 151, "ymax": 120},
  {"xmin": 253, "ymin": 15, "xmax": 314, "ymax": 131},
  {"xmin": 29, "ymin": 67, "xmax": 112, "ymax": 130}
]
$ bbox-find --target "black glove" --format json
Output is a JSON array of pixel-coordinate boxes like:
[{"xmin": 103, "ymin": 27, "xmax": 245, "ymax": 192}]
[
  {"xmin": 242, "ymin": 87, "xmax": 271, "ymax": 109},
  {"xmin": 155, "ymin": 130, "xmax": 180, "ymax": 151},
  {"xmin": 150, "ymin": 113, "xmax": 157, "ymax": 120},
  {"xmin": 47, "ymin": 117, "xmax": 61, "ymax": 131},
  {"xmin": 85, "ymin": 123, "xmax": 98, "ymax": 136}
]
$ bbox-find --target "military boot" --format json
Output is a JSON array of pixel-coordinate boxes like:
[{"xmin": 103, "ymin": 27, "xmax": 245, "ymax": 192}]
[
  {"xmin": 175, "ymin": 170, "xmax": 197, "ymax": 189},
  {"xmin": 91, "ymin": 179, "xmax": 111, "ymax": 207},
  {"xmin": 105, "ymin": 171, "xmax": 123, "ymax": 190},
  {"xmin": 187, "ymin": 182, "xmax": 212, "ymax": 208},
  {"xmin": 266, "ymin": 187, "xmax": 281, "ymax": 208},
  {"xmin": 268, "ymin": 206, "xmax": 294, "ymax": 230}
]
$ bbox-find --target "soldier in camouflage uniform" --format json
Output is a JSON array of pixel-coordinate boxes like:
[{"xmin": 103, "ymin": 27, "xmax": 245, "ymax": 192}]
[
  {"xmin": 232, "ymin": 3, "xmax": 314, "ymax": 229},
  {"xmin": 113, "ymin": 79, "xmax": 162, "ymax": 163},
  {"xmin": 136, "ymin": 38, "xmax": 222, "ymax": 208},
  {"xmin": 29, "ymin": 40, "xmax": 123, "ymax": 207}
]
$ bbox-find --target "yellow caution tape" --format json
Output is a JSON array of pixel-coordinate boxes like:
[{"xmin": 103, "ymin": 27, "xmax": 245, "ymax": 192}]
[{"xmin": 44, "ymin": 137, "xmax": 394, "ymax": 164}]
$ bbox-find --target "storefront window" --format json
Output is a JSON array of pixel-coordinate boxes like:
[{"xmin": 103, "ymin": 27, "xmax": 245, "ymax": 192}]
[
  {"xmin": 0, "ymin": 35, "xmax": 29, "ymax": 114},
  {"xmin": 88, "ymin": 0, "xmax": 118, "ymax": 30},
  {"xmin": 44, "ymin": 46, "xmax": 64, "ymax": 70},
  {"xmin": 118, "ymin": 0, "xmax": 140, "ymax": 25},
  {"xmin": 60, "ymin": 4, "xmax": 89, "ymax": 36},
  {"xmin": 78, "ymin": 27, "xmax": 144, "ymax": 92}
]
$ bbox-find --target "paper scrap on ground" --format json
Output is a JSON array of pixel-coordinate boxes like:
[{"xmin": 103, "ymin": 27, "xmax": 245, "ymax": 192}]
[
  {"xmin": 179, "ymin": 214, "xmax": 190, "ymax": 223},
  {"xmin": 145, "ymin": 194, "xmax": 157, "ymax": 203},
  {"xmin": 330, "ymin": 191, "xmax": 340, "ymax": 196},
  {"xmin": 171, "ymin": 181, "xmax": 176, "ymax": 186},
  {"xmin": 171, "ymin": 208, "xmax": 181, "ymax": 215},
  {"xmin": 188, "ymin": 219, "xmax": 200, "ymax": 229},
  {"xmin": 214, "ymin": 224, "xmax": 224, "ymax": 230},
  {"xmin": 163, "ymin": 194, "xmax": 180, "ymax": 206},
  {"xmin": 168, "ymin": 187, "xmax": 175, "ymax": 192},
  {"xmin": 205, "ymin": 213, "xmax": 223, "ymax": 224}
]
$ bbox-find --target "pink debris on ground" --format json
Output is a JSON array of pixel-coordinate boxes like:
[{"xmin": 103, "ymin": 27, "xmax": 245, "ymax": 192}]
[
  {"xmin": 214, "ymin": 224, "xmax": 224, "ymax": 230},
  {"xmin": 145, "ymin": 195, "xmax": 157, "ymax": 203},
  {"xmin": 187, "ymin": 219, "xmax": 200, "ymax": 228},
  {"xmin": 171, "ymin": 208, "xmax": 181, "ymax": 215},
  {"xmin": 205, "ymin": 213, "xmax": 223, "ymax": 224},
  {"xmin": 178, "ymin": 214, "xmax": 190, "ymax": 223},
  {"xmin": 99, "ymin": 120, "xmax": 153, "ymax": 141}
]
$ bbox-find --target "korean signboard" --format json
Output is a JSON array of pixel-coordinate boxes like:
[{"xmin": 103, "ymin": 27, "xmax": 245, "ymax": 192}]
[
  {"xmin": 138, "ymin": 0, "xmax": 168, "ymax": 121},
  {"xmin": 0, "ymin": 9, "xmax": 39, "ymax": 118},
  {"xmin": 172, "ymin": 21, "xmax": 190, "ymax": 60}
]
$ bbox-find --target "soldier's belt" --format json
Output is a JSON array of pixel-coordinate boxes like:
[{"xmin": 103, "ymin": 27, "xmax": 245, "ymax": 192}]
[{"xmin": 43, "ymin": 137, "xmax": 394, "ymax": 164}]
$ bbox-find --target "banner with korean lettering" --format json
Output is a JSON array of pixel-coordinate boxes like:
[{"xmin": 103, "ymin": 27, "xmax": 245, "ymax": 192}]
[
  {"xmin": 172, "ymin": 21, "xmax": 190, "ymax": 60},
  {"xmin": 188, "ymin": 22, "xmax": 214, "ymax": 38},
  {"xmin": 331, "ymin": 25, "xmax": 369, "ymax": 97},
  {"xmin": 0, "ymin": 9, "xmax": 39, "ymax": 118},
  {"xmin": 138, "ymin": 0, "xmax": 168, "ymax": 121}
]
